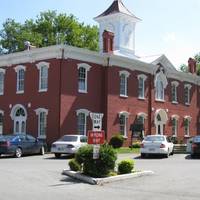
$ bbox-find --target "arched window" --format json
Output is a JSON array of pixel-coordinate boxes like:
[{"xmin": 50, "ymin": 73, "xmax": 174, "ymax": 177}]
[
  {"xmin": 171, "ymin": 117, "xmax": 178, "ymax": 136},
  {"xmin": 171, "ymin": 81, "xmax": 179, "ymax": 103},
  {"xmin": 0, "ymin": 68, "xmax": 5, "ymax": 95},
  {"xmin": 184, "ymin": 116, "xmax": 191, "ymax": 136},
  {"xmin": 154, "ymin": 69, "xmax": 168, "ymax": 101},
  {"xmin": 15, "ymin": 65, "xmax": 26, "ymax": 93},
  {"xmin": 76, "ymin": 109, "xmax": 90, "ymax": 135},
  {"xmin": 184, "ymin": 84, "xmax": 192, "ymax": 105},
  {"xmin": 119, "ymin": 71, "xmax": 130, "ymax": 97},
  {"xmin": 77, "ymin": 63, "xmax": 91, "ymax": 93},
  {"xmin": 156, "ymin": 78, "xmax": 164, "ymax": 100},
  {"xmin": 119, "ymin": 111, "xmax": 130, "ymax": 137},
  {"xmin": 0, "ymin": 111, "xmax": 4, "ymax": 134},
  {"xmin": 138, "ymin": 74, "xmax": 147, "ymax": 99},
  {"xmin": 36, "ymin": 62, "xmax": 49, "ymax": 92},
  {"xmin": 35, "ymin": 108, "xmax": 48, "ymax": 138}
]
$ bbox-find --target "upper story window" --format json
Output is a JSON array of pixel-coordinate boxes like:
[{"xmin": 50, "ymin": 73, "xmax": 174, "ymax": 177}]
[
  {"xmin": 76, "ymin": 109, "xmax": 90, "ymax": 135},
  {"xmin": 171, "ymin": 81, "xmax": 179, "ymax": 103},
  {"xmin": 184, "ymin": 84, "xmax": 192, "ymax": 105},
  {"xmin": 0, "ymin": 68, "xmax": 6, "ymax": 95},
  {"xmin": 154, "ymin": 69, "xmax": 168, "ymax": 101},
  {"xmin": 119, "ymin": 71, "xmax": 130, "ymax": 97},
  {"xmin": 36, "ymin": 62, "xmax": 49, "ymax": 92},
  {"xmin": 35, "ymin": 108, "xmax": 48, "ymax": 138},
  {"xmin": 119, "ymin": 111, "xmax": 130, "ymax": 138},
  {"xmin": 15, "ymin": 65, "xmax": 26, "ymax": 94},
  {"xmin": 77, "ymin": 63, "xmax": 91, "ymax": 93},
  {"xmin": 137, "ymin": 74, "xmax": 147, "ymax": 99}
]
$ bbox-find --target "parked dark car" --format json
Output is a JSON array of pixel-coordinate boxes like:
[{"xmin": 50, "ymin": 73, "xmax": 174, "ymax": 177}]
[
  {"xmin": 0, "ymin": 134, "xmax": 45, "ymax": 158},
  {"xmin": 191, "ymin": 136, "xmax": 200, "ymax": 158}
]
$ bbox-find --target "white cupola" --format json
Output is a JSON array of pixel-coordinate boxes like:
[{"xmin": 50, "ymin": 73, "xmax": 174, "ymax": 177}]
[{"xmin": 94, "ymin": 0, "xmax": 141, "ymax": 58}]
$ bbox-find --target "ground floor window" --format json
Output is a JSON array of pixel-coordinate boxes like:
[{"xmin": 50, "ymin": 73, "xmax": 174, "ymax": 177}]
[
  {"xmin": 77, "ymin": 113, "xmax": 86, "ymax": 135},
  {"xmin": 172, "ymin": 118, "xmax": 178, "ymax": 136},
  {"xmin": 0, "ymin": 113, "xmax": 3, "ymax": 134},
  {"xmin": 184, "ymin": 118, "xmax": 190, "ymax": 136},
  {"xmin": 35, "ymin": 108, "xmax": 48, "ymax": 138}
]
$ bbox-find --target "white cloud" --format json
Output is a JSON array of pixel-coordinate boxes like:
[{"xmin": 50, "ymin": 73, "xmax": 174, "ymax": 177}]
[{"xmin": 162, "ymin": 32, "xmax": 176, "ymax": 43}]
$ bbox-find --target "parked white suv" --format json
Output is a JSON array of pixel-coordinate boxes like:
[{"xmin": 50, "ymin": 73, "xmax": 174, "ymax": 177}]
[
  {"xmin": 140, "ymin": 135, "xmax": 174, "ymax": 158},
  {"xmin": 51, "ymin": 135, "xmax": 87, "ymax": 158}
]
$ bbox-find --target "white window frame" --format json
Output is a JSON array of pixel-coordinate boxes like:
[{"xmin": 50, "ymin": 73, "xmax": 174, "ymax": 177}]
[
  {"xmin": 15, "ymin": 65, "xmax": 26, "ymax": 94},
  {"xmin": 171, "ymin": 115, "xmax": 179, "ymax": 137},
  {"xmin": 119, "ymin": 70, "xmax": 130, "ymax": 97},
  {"xmin": 77, "ymin": 63, "xmax": 91, "ymax": 93},
  {"xmin": 184, "ymin": 84, "xmax": 192, "ymax": 105},
  {"xmin": 0, "ymin": 68, "xmax": 6, "ymax": 95},
  {"xmin": 35, "ymin": 108, "xmax": 48, "ymax": 138},
  {"xmin": 184, "ymin": 116, "xmax": 191, "ymax": 137},
  {"xmin": 171, "ymin": 81, "xmax": 179, "ymax": 104},
  {"xmin": 36, "ymin": 62, "xmax": 49, "ymax": 92},
  {"xmin": 0, "ymin": 110, "xmax": 4, "ymax": 134},
  {"xmin": 76, "ymin": 109, "xmax": 90, "ymax": 135},
  {"xmin": 137, "ymin": 74, "xmax": 147, "ymax": 99},
  {"xmin": 119, "ymin": 111, "xmax": 130, "ymax": 138}
]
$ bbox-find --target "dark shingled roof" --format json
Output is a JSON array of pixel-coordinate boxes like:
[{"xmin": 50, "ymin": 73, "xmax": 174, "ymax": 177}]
[{"xmin": 95, "ymin": 0, "xmax": 141, "ymax": 20}]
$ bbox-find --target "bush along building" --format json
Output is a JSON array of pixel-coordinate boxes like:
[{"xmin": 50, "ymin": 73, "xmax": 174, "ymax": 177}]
[{"xmin": 0, "ymin": 0, "xmax": 199, "ymax": 146}]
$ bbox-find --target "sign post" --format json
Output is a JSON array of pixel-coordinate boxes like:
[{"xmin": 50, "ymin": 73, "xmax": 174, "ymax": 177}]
[{"xmin": 89, "ymin": 113, "xmax": 104, "ymax": 159}]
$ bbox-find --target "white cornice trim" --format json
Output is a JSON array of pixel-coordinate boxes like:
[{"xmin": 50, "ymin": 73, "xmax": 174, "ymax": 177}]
[{"xmin": 0, "ymin": 44, "xmax": 200, "ymax": 85}]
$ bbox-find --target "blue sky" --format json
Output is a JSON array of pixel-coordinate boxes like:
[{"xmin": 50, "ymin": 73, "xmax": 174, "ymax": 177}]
[{"xmin": 0, "ymin": 0, "xmax": 200, "ymax": 68}]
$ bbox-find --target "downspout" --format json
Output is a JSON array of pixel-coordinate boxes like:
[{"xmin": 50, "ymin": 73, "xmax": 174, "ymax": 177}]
[
  {"xmin": 103, "ymin": 56, "xmax": 110, "ymax": 140},
  {"xmin": 58, "ymin": 47, "xmax": 64, "ymax": 138},
  {"xmin": 148, "ymin": 73, "xmax": 152, "ymax": 135}
]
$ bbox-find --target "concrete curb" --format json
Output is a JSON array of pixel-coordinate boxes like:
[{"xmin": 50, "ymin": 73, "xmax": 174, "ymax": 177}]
[{"xmin": 62, "ymin": 170, "xmax": 154, "ymax": 185}]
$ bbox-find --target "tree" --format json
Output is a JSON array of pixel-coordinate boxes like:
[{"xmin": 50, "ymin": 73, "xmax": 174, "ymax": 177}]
[{"xmin": 0, "ymin": 11, "xmax": 99, "ymax": 53}]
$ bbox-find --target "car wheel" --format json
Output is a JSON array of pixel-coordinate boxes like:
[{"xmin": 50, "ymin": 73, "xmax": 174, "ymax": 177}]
[
  {"xmin": 191, "ymin": 154, "xmax": 196, "ymax": 159},
  {"xmin": 15, "ymin": 148, "xmax": 22, "ymax": 158},
  {"xmin": 165, "ymin": 149, "xmax": 170, "ymax": 158},
  {"xmin": 141, "ymin": 153, "xmax": 145, "ymax": 158},
  {"xmin": 55, "ymin": 153, "xmax": 61, "ymax": 158},
  {"xmin": 40, "ymin": 146, "xmax": 45, "ymax": 155}
]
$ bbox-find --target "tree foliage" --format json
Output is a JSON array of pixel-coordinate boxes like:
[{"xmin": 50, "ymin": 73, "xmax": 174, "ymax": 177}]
[{"xmin": 0, "ymin": 10, "xmax": 99, "ymax": 54}]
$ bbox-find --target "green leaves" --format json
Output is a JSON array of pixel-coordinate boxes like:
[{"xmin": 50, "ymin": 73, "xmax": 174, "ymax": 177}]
[{"xmin": 0, "ymin": 11, "xmax": 99, "ymax": 53}]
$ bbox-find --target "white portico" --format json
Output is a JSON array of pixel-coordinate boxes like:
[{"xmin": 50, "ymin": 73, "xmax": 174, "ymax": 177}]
[{"xmin": 94, "ymin": 0, "xmax": 141, "ymax": 58}]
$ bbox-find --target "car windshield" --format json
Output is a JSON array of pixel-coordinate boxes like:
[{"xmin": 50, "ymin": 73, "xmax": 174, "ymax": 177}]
[
  {"xmin": 193, "ymin": 136, "xmax": 200, "ymax": 143},
  {"xmin": 58, "ymin": 135, "xmax": 78, "ymax": 142},
  {"xmin": 144, "ymin": 136, "xmax": 165, "ymax": 142}
]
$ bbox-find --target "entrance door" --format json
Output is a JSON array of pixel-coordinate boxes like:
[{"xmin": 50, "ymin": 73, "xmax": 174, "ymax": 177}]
[
  {"xmin": 14, "ymin": 117, "xmax": 26, "ymax": 134},
  {"xmin": 13, "ymin": 107, "xmax": 27, "ymax": 134},
  {"xmin": 154, "ymin": 110, "xmax": 168, "ymax": 135}
]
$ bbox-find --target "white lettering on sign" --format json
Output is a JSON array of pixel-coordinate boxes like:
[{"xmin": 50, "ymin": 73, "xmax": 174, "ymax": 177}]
[{"xmin": 90, "ymin": 113, "xmax": 104, "ymax": 131}]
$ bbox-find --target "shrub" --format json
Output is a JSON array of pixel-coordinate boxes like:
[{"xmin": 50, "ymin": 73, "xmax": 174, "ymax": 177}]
[
  {"xmin": 118, "ymin": 159, "xmax": 134, "ymax": 174},
  {"xmin": 109, "ymin": 134, "xmax": 124, "ymax": 148},
  {"xmin": 74, "ymin": 144, "xmax": 117, "ymax": 178},
  {"xmin": 68, "ymin": 159, "xmax": 81, "ymax": 172},
  {"xmin": 132, "ymin": 142, "xmax": 141, "ymax": 148}
]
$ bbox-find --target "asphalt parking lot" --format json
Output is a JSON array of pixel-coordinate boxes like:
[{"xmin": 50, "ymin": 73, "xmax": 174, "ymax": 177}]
[{"xmin": 0, "ymin": 153, "xmax": 200, "ymax": 200}]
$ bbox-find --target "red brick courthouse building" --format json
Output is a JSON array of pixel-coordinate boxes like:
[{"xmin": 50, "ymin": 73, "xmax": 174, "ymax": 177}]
[{"xmin": 0, "ymin": 0, "xmax": 199, "ymax": 146}]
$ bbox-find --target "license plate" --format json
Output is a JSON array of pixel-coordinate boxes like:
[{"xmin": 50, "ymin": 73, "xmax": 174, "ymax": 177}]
[
  {"xmin": 149, "ymin": 148, "xmax": 155, "ymax": 151},
  {"xmin": 58, "ymin": 147, "xmax": 65, "ymax": 151}
]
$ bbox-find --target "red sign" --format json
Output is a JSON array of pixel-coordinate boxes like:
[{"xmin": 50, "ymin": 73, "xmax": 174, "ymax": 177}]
[{"xmin": 87, "ymin": 130, "xmax": 105, "ymax": 145}]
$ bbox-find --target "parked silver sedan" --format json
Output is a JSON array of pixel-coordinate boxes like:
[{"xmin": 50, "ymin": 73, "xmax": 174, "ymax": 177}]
[
  {"xmin": 51, "ymin": 135, "xmax": 87, "ymax": 158},
  {"xmin": 140, "ymin": 135, "xmax": 174, "ymax": 158}
]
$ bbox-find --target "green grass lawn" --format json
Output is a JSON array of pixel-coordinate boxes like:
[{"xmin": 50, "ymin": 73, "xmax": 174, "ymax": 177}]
[{"xmin": 115, "ymin": 147, "xmax": 140, "ymax": 154}]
